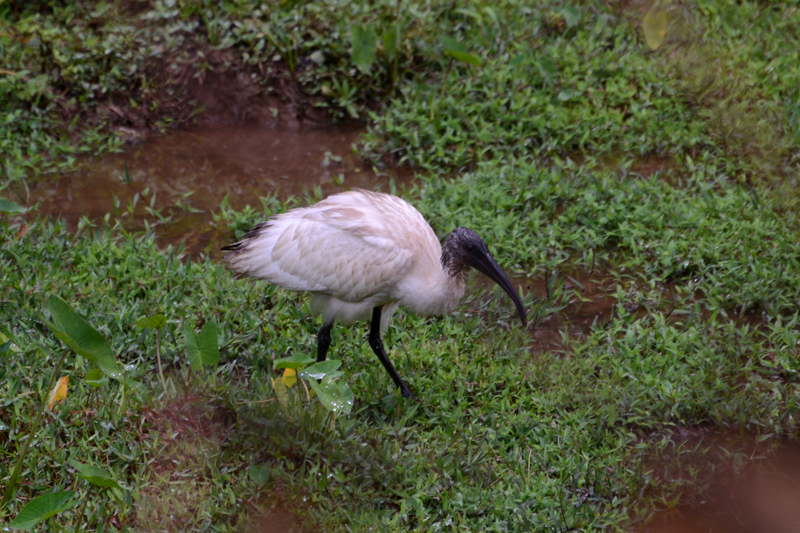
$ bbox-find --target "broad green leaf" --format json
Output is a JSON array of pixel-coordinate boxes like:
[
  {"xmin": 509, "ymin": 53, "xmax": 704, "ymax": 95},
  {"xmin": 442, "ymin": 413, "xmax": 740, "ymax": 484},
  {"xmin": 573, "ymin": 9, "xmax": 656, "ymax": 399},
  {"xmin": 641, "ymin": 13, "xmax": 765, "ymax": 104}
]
[
  {"xmin": 321, "ymin": 370, "xmax": 345, "ymax": 381},
  {"xmin": 0, "ymin": 332, "xmax": 21, "ymax": 353},
  {"xmin": 185, "ymin": 323, "xmax": 202, "ymax": 371},
  {"xmin": 248, "ymin": 463, "xmax": 271, "ymax": 486},
  {"xmin": 335, "ymin": 382, "xmax": 354, "ymax": 414},
  {"xmin": 558, "ymin": 89, "xmax": 577, "ymax": 101},
  {"xmin": 307, "ymin": 376, "xmax": 354, "ymax": 414},
  {"xmin": 299, "ymin": 360, "xmax": 342, "ymax": 381},
  {"xmin": 185, "ymin": 321, "xmax": 219, "ymax": 371},
  {"xmin": 68, "ymin": 459, "xmax": 122, "ymax": 489},
  {"xmin": 382, "ymin": 25, "xmax": 399, "ymax": 62},
  {"xmin": 536, "ymin": 57, "xmax": 558, "ymax": 84},
  {"xmin": 642, "ymin": 6, "xmax": 669, "ymax": 50},
  {"xmin": 9, "ymin": 491, "xmax": 79, "ymax": 529},
  {"xmin": 439, "ymin": 35, "xmax": 481, "ymax": 66},
  {"xmin": 84, "ymin": 368, "xmax": 107, "ymax": 388},
  {"xmin": 508, "ymin": 54, "xmax": 527, "ymax": 68},
  {"xmin": 136, "ymin": 315, "xmax": 167, "ymax": 329},
  {"xmin": 438, "ymin": 35, "xmax": 466, "ymax": 54},
  {"xmin": 351, "ymin": 23, "xmax": 377, "ymax": 74},
  {"xmin": 198, "ymin": 322, "xmax": 219, "ymax": 367},
  {"xmin": 0, "ymin": 198, "xmax": 26, "ymax": 214},
  {"xmin": 274, "ymin": 354, "xmax": 315, "ymax": 370},
  {"xmin": 44, "ymin": 296, "xmax": 121, "ymax": 379},
  {"xmin": 559, "ymin": 5, "xmax": 582, "ymax": 28},
  {"xmin": 445, "ymin": 49, "xmax": 482, "ymax": 67},
  {"xmin": 274, "ymin": 361, "xmax": 304, "ymax": 370}
]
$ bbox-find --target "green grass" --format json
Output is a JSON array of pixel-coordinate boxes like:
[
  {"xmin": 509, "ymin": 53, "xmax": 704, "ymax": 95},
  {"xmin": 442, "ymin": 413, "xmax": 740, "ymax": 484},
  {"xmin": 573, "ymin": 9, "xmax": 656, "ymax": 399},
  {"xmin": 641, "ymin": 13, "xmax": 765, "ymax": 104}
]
[{"xmin": 2, "ymin": 0, "xmax": 800, "ymax": 531}]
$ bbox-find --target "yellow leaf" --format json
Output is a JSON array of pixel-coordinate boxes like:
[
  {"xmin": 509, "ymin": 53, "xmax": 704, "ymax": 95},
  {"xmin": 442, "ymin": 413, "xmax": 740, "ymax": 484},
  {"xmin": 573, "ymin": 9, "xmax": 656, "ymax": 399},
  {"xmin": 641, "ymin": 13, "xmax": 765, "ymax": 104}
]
[
  {"xmin": 642, "ymin": 6, "xmax": 669, "ymax": 51},
  {"xmin": 48, "ymin": 376, "xmax": 69, "ymax": 410},
  {"xmin": 272, "ymin": 377, "xmax": 288, "ymax": 416},
  {"xmin": 283, "ymin": 368, "xmax": 297, "ymax": 388}
]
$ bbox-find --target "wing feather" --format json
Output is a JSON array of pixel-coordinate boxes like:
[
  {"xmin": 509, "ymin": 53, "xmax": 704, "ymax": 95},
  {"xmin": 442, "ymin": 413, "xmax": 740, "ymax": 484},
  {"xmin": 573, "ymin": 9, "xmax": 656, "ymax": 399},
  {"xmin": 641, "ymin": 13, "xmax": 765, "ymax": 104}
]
[{"xmin": 225, "ymin": 216, "xmax": 413, "ymax": 303}]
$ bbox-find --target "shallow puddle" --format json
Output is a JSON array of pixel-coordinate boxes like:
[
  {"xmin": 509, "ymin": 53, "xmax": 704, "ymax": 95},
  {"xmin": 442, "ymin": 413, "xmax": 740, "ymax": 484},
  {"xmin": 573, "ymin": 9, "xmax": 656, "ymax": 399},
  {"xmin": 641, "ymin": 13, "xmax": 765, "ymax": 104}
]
[
  {"xmin": 639, "ymin": 435, "xmax": 800, "ymax": 533},
  {"xmin": 25, "ymin": 124, "xmax": 413, "ymax": 256}
]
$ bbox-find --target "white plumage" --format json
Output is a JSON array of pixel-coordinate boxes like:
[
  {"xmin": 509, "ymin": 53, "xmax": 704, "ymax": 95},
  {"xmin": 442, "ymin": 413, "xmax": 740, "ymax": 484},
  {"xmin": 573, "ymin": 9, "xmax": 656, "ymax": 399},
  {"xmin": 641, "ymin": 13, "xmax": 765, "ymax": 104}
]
[{"xmin": 223, "ymin": 189, "xmax": 526, "ymax": 398}]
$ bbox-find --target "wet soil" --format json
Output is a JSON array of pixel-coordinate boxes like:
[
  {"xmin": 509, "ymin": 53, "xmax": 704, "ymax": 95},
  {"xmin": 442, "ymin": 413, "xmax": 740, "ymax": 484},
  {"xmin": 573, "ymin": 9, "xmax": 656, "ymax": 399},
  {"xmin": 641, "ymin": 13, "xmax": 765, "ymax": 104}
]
[
  {"xmin": 25, "ymin": 124, "xmax": 414, "ymax": 256},
  {"xmin": 246, "ymin": 504, "xmax": 312, "ymax": 533},
  {"xmin": 524, "ymin": 270, "xmax": 620, "ymax": 354},
  {"xmin": 141, "ymin": 394, "xmax": 314, "ymax": 532},
  {"xmin": 85, "ymin": 35, "xmax": 332, "ymax": 144},
  {"xmin": 511, "ymin": 268, "xmax": 764, "ymax": 355},
  {"xmin": 138, "ymin": 394, "xmax": 238, "ymax": 530},
  {"xmin": 495, "ymin": 269, "xmax": 674, "ymax": 354}
]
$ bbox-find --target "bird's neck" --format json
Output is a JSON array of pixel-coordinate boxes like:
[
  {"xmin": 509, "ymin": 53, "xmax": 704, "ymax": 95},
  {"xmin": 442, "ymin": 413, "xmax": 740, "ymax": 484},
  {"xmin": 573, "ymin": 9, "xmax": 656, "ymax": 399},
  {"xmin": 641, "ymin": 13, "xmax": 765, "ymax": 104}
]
[
  {"xmin": 434, "ymin": 238, "xmax": 470, "ymax": 313},
  {"xmin": 393, "ymin": 253, "xmax": 466, "ymax": 317},
  {"xmin": 431, "ymin": 252, "xmax": 467, "ymax": 315}
]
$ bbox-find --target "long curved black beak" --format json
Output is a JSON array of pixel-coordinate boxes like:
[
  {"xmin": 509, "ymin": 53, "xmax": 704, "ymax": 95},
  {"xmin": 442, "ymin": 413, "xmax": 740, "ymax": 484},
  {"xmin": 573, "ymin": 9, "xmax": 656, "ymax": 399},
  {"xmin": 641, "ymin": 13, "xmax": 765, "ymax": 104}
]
[{"xmin": 465, "ymin": 252, "xmax": 528, "ymax": 327}]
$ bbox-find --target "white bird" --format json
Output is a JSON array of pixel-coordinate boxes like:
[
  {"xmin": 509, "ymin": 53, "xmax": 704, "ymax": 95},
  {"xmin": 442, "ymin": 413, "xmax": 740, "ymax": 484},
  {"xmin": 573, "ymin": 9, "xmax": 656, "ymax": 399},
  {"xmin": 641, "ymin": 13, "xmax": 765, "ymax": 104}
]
[{"xmin": 222, "ymin": 189, "xmax": 527, "ymax": 398}]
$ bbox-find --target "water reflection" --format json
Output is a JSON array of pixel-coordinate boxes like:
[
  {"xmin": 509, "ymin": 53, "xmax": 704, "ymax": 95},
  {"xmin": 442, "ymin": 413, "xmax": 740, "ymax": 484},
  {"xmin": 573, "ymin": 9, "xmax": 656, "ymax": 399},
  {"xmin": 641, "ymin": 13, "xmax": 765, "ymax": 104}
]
[{"xmin": 641, "ymin": 439, "xmax": 800, "ymax": 533}]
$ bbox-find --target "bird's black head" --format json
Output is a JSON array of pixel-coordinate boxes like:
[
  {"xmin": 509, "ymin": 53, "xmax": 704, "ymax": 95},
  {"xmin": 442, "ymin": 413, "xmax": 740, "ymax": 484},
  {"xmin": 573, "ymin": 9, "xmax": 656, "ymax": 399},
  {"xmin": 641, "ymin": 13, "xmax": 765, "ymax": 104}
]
[{"xmin": 442, "ymin": 227, "xmax": 527, "ymax": 327}]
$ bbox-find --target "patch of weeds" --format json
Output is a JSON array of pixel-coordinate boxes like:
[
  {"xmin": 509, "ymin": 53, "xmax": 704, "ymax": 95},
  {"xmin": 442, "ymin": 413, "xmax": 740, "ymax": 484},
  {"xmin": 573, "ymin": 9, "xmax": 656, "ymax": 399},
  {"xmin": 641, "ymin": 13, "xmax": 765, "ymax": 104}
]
[
  {"xmin": 638, "ymin": 1, "xmax": 800, "ymax": 180},
  {"xmin": 3, "ymin": 178, "xmax": 800, "ymax": 531},
  {"xmin": 0, "ymin": 0, "xmax": 452, "ymax": 184},
  {"xmin": 412, "ymin": 154, "xmax": 800, "ymax": 318},
  {"xmin": 362, "ymin": 1, "xmax": 710, "ymax": 171}
]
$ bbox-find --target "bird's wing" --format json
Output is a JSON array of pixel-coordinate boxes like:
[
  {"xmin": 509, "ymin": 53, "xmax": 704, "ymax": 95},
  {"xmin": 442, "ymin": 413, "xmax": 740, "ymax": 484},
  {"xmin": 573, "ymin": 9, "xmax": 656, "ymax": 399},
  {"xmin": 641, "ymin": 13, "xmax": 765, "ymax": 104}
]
[{"xmin": 233, "ymin": 216, "xmax": 413, "ymax": 303}]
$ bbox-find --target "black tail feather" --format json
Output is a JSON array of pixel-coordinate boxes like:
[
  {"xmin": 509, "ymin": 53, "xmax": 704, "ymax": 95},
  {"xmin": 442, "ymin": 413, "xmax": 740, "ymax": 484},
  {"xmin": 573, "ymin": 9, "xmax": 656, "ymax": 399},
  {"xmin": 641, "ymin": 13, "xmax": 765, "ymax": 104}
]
[{"xmin": 221, "ymin": 221, "xmax": 272, "ymax": 253}]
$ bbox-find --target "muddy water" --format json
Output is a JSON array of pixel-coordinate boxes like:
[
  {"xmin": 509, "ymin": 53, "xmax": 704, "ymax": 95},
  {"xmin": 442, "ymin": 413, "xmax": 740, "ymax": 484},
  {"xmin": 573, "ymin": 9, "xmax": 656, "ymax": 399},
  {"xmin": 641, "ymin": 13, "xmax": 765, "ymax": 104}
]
[
  {"xmin": 640, "ymin": 437, "xmax": 800, "ymax": 533},
  {"xmin": 26, "ymin": 124, "xmax": 413, "ymax": 256}
]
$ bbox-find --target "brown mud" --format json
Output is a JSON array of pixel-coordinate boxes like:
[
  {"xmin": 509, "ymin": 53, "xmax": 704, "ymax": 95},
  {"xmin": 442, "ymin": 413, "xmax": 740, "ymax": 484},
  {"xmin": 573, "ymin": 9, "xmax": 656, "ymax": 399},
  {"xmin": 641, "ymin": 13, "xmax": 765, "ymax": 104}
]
[
  {"xmin": 246, "ymin": 504, "xmax": 312, "ymax": 533},
  {"xmin": 137, "ymin": 394, "xmax": 237, "ymax": 530},
  {"xmin": 524, "ymin": 270, "xmax": 621, "ymax": 354},
  {"xmin": 508, "ymin": 268, "xmax": 765, "ymax": 355},
  {"xmin": 141, "ymin": 394, "xmax": 313, "ymax": 532},
  {"xmin": 485, "ymin": 269, "xmax": 671, "ymax": 354},
  {"xmin": 91, "ymin": 37, "xmax": 332, "ymax": 144}
]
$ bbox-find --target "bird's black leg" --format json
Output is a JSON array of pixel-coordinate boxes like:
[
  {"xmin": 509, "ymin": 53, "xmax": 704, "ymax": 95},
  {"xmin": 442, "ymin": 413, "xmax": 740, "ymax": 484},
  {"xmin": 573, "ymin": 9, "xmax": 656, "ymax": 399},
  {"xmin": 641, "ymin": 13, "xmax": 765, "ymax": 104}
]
[
  {"xmin": 317, "ymin": 321, "xmax": 333, "ymax": 362},
  {"xmin": 368, "ymin": 306, "xmax": 413, "ymax": 399}
]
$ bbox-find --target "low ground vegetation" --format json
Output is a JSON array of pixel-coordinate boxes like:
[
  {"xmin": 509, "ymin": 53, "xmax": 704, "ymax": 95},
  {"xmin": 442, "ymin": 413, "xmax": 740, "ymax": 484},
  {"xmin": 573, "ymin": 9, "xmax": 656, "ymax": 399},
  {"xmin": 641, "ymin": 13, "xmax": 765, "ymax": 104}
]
[{"xmin": 2, "ymin": 0, "xmax": 800, "ymax": 531}]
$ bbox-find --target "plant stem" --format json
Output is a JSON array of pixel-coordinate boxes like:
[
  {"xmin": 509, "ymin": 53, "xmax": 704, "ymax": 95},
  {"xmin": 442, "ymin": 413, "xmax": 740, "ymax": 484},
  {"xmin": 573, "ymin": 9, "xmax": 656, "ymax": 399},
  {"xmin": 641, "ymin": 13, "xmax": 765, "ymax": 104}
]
[
  {"xmin": 393, "ymin": 0, "xmax": 402, "ymax": 85},
  {"xmin": 431, "ymin": 57, "xmax": 453, "ymax": 122},
  {"xmin": 156, "ymin": 328, "xmax": 166, "ymax": 393},
  {"xmin": 439, "ymin": 57, "xmax": 453, "ymax": 107},
  {"xmin": 0, "ymin": 349, "xmax": 70, "ymax": 509},
  {"xmin": 118, "ymin": 369, "xmax": 127, "ymax": 419},
  {"xmin": 73, "ymin": 485, "xmax": 93, "ymax": 533}
]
